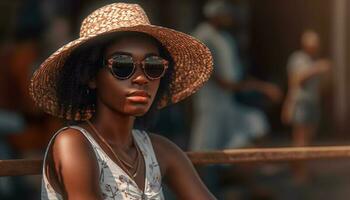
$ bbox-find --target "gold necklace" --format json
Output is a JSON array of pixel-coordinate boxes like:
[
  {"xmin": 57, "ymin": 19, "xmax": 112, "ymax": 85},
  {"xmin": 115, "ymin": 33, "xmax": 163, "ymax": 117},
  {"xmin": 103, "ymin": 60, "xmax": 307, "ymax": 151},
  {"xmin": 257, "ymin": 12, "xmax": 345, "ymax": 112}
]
[
  {"xmin": 99, "ymin": 137, "xmax": 141, "ymax": 169},
  {"xmin": 86, "ymin": 120, "xmax": 142, "ymax": 178}
]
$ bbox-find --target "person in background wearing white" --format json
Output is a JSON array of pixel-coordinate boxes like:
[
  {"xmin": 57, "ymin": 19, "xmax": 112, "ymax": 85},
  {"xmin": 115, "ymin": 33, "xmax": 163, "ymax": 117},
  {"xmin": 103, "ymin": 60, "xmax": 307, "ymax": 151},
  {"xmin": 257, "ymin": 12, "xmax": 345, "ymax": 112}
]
[{"xmin": 281, "ymin": 30, "xmax": 331, "ymax": 182}]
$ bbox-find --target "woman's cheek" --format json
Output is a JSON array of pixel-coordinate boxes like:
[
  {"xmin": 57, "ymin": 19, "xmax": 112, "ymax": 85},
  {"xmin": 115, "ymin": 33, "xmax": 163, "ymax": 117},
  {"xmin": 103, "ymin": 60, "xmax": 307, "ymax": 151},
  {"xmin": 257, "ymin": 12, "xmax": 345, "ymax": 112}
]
[{"xmin": 152, "ymin": 80, "xmax": 161, "ymax": 100}]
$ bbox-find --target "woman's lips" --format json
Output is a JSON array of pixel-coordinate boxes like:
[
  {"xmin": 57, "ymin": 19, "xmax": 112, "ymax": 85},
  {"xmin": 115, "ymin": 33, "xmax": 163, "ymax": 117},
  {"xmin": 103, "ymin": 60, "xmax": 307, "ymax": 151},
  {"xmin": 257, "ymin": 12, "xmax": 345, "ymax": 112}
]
[{"xmin": 126, "ymin": 90, "xmax": 151, "ymax": 104}]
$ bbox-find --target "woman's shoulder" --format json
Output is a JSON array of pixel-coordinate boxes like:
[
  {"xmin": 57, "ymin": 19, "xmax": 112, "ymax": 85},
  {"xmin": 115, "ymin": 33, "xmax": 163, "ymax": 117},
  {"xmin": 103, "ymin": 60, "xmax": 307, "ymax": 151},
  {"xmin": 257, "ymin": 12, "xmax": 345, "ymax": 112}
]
[
  {"xmin": 147, "ymin": 133, "xmax": 180, "ymax": 152},
  {"xmin": 43, "ymin": 127, "xmax": 100, "ymax": 194},
  {"xmin": 48, "ymin": 127, "xmax": 99, "ymax": 172},
  {"xmin": 45, "ymin": 127, "xmax": 102, "ymax": 199},
  {"xmin": 133, "ymin": 130, "xmax": 178, "ymax": 151},
  {"xmin": 147, "ymin": 133, "xmax": 190, "ymax": 173},
  {"xmin": 51, "ymin": 127, "xmax": 92, "ymax": 153}
]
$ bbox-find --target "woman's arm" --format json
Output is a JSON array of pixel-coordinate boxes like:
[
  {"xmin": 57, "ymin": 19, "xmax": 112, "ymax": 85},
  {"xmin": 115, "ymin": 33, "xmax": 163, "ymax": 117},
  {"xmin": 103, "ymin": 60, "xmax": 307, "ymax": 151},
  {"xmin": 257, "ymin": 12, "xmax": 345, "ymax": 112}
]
[
  {"xmin": 291, "ymin": 59, "xmax": 331, "ymax": 87},
  {"xmin": 49, "ymin": 129, "xmax": 103, "ymax": 200},
  {"xmin": 150, "ymin": 134, "xmax": 217, "ymax": 200}
]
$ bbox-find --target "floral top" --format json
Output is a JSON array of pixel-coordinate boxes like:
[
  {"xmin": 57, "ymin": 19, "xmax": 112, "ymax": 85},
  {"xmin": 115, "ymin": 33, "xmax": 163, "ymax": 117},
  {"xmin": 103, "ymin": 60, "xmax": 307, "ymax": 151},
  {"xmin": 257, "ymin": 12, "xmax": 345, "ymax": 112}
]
[{"xmin": 41, "ymin": 126, "xmax": 164, "ymax": 200}]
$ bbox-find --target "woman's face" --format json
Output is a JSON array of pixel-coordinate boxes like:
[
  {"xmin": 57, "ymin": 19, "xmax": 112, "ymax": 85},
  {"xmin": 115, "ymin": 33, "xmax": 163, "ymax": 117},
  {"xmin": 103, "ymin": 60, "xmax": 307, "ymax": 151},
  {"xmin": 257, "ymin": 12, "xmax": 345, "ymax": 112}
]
[{"xmin": 93, "ymin": 35, "xmax": 161, "ymax": 117}]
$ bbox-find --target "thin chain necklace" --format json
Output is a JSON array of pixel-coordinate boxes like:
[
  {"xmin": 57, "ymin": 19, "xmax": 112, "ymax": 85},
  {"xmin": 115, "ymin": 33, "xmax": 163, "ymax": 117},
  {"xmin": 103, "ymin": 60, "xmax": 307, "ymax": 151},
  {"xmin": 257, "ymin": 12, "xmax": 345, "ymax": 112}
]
[{"xmin": 86, "ymin": 120, "xmax": 142, "ymax": 179}]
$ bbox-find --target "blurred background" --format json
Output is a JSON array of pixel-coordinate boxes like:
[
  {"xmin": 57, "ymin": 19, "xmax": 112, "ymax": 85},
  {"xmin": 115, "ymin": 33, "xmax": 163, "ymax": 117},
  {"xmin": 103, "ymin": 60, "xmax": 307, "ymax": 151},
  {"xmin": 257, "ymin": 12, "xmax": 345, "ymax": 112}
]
[{"xmin": 1, "ymin": 0, "xmax": 350, "ymax": 199}]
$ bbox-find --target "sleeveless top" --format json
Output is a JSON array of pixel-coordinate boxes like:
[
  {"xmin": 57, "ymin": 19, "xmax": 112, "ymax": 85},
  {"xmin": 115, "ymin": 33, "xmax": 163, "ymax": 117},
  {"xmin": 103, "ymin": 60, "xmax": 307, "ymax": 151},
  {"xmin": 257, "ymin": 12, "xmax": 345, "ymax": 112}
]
[{"xmin": 41, "ymin": 126, "xmax": 164, "ymax": 200}]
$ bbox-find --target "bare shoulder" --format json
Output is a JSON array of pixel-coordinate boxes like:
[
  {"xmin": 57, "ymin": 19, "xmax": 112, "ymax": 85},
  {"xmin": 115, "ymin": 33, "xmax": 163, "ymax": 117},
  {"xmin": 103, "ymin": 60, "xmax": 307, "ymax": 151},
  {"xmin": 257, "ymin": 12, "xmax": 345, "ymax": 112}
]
[
  {"xmin": 148, "ymin": 133, "xmax": 186, "ymax": 157},
  {"xmin": 148, "ymin": 133, "xmax": 190, "ymax": 175},
  {"xmin": 51, "ymin": 128, "xmax": 98, "ymax": 188},
  {"xmin": 50, "ymin": 127, "xmax": 100, "ymax": 177},
  {"xmin": 48, "ymin": 127, "xmax": 102, "ymax": 199},
  {"xmin": 148, "ymin": 133, "xmax": 216, "ymax": 199},
  {"xmin": 51, "ymin": 127, "xmax": 96, "ymax": 163},
  {"xmin": 148, "ymin": 133, "xmax": 181, "ymax": 151}
]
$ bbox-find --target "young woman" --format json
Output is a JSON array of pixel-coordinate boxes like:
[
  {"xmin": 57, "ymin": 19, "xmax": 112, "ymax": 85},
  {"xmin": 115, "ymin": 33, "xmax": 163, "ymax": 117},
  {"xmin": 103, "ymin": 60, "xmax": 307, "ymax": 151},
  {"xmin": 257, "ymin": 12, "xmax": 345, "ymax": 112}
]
[{"xmin": 30, "ymin": 3, "xmax": 215, "ymax": 200}]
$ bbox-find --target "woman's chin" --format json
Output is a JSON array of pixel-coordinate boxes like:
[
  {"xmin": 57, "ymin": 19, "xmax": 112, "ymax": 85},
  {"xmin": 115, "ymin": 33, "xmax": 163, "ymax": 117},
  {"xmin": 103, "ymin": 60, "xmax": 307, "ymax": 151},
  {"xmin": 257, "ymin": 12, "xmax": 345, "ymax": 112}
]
[{"xmin": 125, "ymin": 104, "xmax": 150, "ymax": 116}]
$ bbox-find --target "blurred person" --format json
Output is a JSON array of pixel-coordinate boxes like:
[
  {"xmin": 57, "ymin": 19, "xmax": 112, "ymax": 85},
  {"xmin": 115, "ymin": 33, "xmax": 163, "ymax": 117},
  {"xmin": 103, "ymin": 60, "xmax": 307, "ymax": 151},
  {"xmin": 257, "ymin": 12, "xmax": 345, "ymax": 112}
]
[
  {"xmin": 189, "ymin": 1, "xmax": 281, "ymax": 198},
  {"xmin": 30, "ymin": 3, "xmax": 216, "ymax": 199},
  {"xmin": 281, "ymin": 30, "xmax": 331, "ymax": 147},
  {"xmin": 281, "ymin": 30, "xmax": 331, "ymax": 184},
  {"xmin": 190, "ymin": 0, "xmax": 282, "ymax": 151}
]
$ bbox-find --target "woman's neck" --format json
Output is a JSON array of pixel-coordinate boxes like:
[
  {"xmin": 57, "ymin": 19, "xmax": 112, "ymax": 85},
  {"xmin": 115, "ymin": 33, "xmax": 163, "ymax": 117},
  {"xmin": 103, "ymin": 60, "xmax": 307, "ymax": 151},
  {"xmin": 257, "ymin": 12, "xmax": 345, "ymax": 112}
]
[{"xmin": 90, "ymin": 103, "xmax": 135, "ymax": 151}]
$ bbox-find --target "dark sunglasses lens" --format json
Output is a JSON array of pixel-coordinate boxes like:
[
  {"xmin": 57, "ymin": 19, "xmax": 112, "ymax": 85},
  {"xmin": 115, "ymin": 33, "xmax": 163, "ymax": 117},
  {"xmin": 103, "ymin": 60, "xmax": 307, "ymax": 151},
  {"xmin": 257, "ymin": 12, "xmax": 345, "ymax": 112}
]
[
  {"xmin": 111, "ymin": 56, "xmax": 134, "ymax": 78},
  {"xmin": 144, "ymin": 57, "xmax": 166, "ymax": 79}
]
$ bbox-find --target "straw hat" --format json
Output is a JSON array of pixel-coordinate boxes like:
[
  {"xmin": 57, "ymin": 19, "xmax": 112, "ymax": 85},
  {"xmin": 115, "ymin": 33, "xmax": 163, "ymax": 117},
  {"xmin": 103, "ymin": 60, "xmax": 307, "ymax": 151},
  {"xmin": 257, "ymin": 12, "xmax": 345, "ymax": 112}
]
[{"xmin": 29, "ymin": 3, "xmax": 213, "ymax": 120}]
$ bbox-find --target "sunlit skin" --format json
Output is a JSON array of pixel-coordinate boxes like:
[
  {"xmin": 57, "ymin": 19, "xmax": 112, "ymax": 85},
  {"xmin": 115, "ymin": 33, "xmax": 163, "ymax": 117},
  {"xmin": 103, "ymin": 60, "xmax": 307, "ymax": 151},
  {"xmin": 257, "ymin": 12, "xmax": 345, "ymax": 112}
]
[{"xmin": 44, "ymin": 35, "xmax": 216, "ymax": 200}]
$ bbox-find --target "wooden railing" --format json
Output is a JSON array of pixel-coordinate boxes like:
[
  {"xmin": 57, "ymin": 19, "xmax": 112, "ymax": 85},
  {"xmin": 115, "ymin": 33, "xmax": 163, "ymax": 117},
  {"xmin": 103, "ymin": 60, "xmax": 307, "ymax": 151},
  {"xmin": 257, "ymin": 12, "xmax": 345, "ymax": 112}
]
[{"xmin": 1, "ymin": 146, "xmax": 350, "ymax": 176}]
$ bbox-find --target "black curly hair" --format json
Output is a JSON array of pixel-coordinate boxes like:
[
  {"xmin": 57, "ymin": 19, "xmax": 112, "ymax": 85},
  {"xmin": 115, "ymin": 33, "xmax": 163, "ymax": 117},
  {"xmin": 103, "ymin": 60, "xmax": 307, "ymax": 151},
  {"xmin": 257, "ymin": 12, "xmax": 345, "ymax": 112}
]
[{"xmin": 55, "ymin": 31, "xmax": 175, "ymax": 130}]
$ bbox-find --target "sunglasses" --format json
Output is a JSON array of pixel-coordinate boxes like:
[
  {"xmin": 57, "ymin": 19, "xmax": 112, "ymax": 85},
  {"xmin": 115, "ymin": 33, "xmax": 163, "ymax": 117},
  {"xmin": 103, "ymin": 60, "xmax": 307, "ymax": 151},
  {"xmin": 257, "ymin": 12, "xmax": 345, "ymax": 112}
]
[{"xmin": 105, "ymin": 54, "xmax": 169, "ymax": 80}]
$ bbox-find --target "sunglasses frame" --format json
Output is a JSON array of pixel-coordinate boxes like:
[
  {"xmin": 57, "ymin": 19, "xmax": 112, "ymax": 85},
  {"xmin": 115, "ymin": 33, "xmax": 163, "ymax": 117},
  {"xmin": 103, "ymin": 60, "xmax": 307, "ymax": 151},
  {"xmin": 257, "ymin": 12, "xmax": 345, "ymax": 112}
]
[{"xmin": 104, "ymin": 54, "xmax": 169, "ymax": 80}]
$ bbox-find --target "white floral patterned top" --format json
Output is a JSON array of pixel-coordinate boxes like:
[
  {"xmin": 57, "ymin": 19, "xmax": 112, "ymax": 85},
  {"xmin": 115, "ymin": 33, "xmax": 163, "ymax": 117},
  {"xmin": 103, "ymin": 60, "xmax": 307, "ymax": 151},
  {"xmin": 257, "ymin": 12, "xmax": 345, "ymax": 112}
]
[{"xmin": 41, "ymin": 126, "xmax": 164, "ymax": 200}]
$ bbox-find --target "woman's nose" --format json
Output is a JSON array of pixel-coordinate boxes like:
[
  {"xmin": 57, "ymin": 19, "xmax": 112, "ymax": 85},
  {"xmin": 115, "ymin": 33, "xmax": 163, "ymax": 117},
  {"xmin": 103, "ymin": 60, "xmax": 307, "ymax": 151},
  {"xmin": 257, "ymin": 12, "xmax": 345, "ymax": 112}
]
[{"xmin": 131, "ymin": 67, "xmax": 148, "ymax": 85}]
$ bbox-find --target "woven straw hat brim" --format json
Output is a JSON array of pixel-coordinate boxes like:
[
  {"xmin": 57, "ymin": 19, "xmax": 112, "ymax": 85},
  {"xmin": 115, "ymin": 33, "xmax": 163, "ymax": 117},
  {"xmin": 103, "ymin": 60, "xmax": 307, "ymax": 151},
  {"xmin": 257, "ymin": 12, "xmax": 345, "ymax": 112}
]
[{"xmin": 29, "ymin": 24, "xmax": 213, "ymax": 119}]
